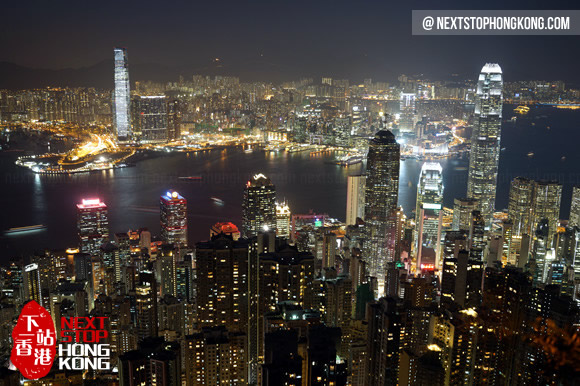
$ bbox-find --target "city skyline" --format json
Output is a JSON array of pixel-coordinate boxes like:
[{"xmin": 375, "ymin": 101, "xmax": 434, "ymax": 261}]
[{"xmin": 1, "ymin": 4, "xmax": 580, "ymax": 380}]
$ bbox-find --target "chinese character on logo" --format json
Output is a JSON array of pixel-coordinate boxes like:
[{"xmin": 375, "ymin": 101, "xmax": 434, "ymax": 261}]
[{"xmin": 10, "ymin": 301, "xmax": 56, "ymax": 380}]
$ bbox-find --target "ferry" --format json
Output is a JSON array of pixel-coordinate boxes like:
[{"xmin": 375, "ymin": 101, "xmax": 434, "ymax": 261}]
[
  {"xmin": 514, "ymin": 106, "xmax": 530, "ymax": 114},
  {"xmin": 178, "ymin": 176, "xmax": 203, "ymax": 180},
  {"xmin": 5, "ymin": 225, "xmax": 46, "ymax": 234},
  {"xmin": 211, "ymin": 197, "xmax": 225, "ymax": 205},
  {"xmin": 328, "ymin": 154, "xmax": 364, "ymax": 166}
]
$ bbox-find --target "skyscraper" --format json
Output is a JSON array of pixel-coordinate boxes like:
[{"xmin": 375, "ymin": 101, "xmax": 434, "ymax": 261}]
[
  {"xmin": 113, "ymin": 47, "xmax": 131, "ymax": 141},
  {"xmin": 119, "ymin": 338, "xmax": 180, "ymax": 385},
  {"xmin": 531, "ymin": 180, "xmax": 562, "ymax": 244},
  {"xmin": 467, "ymin": 63, "xmax": 503, "ymax": 228},
  {"xmin": 415, "ymin": 163, "xmax": 444, "ymax": 271},
  {"xmin": 469, "ymin": 211, "xmax": 486, "ymax": 261},
  {"xmin": 275, "ymin": 201, "xmax": 291, "ymax": 238},
  {"xmin": 183, "ymin": 326, "xmax": 247, "ymax": 385},
  {"xmin": 23, "ymin": 263, "xmax": 42, "ymax": 307},
  {"xmin": 160, "ymin": 190, "xmax": 188, "ymax": 246},
  {"xmin": 195, "ymin": 234, "xmax": 249, "ymax": 332},
  {"xmin": 346, "ymin": 174, "xmax": 366, "ymax": 225},
  {"xmin": 134, "ymin": 95, "xmax": 168, "ymax": 143},
  {"xmin": 452, "ymin": 198, "xmax": 478, "ymax": 232},
  {"xmin": 363, "ymin": 130, "xmax": 400, "ymax": 288},
  {"xmin": 399, "ymin": 93, "xmax": 417, "ymax": 133},
  {"xmin": 77, "ymin": 198, "xmax": 109, "ymax": 255},
  {"xmin": 508, "ymin": 177, "xmax": 535, "ymax": 236},
  {"xmin": 569, "ymin": 186, "xmax": 580, "ymax": 228},
  {"xmin": 242, "ymin": 173, "xmax": 277, "ymax": 238}
]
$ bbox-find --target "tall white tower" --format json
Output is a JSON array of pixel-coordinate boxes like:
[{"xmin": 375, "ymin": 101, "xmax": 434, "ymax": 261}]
[{"xmin": 467, "ymin": 63, "xmax": 503, "ymax": 228}]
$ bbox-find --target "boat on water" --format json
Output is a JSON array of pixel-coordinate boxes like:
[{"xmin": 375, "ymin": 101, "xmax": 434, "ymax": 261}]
[
  {"xmin": 211, "ymin": 197, "xmax": 225, "ymax": 205},
  {"xmin": 5, "ymin": 225, "xmax": 46, "ymax": 234},
  {"xmin": 514, "ymin": 106, "xmax": 530, "ymax": 114},
  {"xmin": 329, "ymin": 154, "xmax": 364, "ymax": 166},
  {"xmin": 244, "ymin": 148, "xmax": 253, "ymax": 153},
  {"xmin": 116, "ymin": 162, "xmax": 136, "ymax": 168},
  {"xmin": 527, "ymin": 152, "xmax": 534, "ymax": 157},
  {"xmin": 178, "ymin": 176, "xmax": 202, "ymax": 180}
]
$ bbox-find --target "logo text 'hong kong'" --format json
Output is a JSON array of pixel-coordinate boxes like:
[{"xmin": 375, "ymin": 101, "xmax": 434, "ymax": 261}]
[{"xmin": 58, "ymin": 316, "xmax": 111, "ymax": 370}]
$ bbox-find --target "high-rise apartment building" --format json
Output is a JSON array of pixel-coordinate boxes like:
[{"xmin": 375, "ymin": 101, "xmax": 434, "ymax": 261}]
[
  {"xmin": 183, "ymin": 326, "xmax": 247, "ymax": 385},
  {"xmin": 467, "ymin": 63, "xmax": 503, "ymax": 228},
  {"xmin": 195, "ymin": 234, "xmax": 249, "ymax": 332}
]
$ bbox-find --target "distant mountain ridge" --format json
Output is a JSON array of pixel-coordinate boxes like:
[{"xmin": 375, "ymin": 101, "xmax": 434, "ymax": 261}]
[
  {"xmin": 0, "ymin": 58, "xmax": 314, "ymax": 89},
  {"xmin": 2, "ymin": 60, "xmax": 568, "ymax": 90}
]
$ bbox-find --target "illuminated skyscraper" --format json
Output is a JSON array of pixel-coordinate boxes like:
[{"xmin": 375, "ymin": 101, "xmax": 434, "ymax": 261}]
[
  {"xmin": 569, "ymin": 186, "xmax": 580, "ymax": 228},
  {"xmin": 23, "ymin": 263, "xmax": 42, "ymax": 306},
  {"xmin": 346, "ymin": 174, "xmax": 366, "ymax": 225},
  {"xmin": 113, "ymin": 47, "xmax": 131, "ymax": 141},
  {"xmin": 415, "ymin": 163, "xmax": 444, "ymax": 270},
  {"xmin": 160, "ymin": 190, "xmax": 188, "ymax": 246},
  {"xmin": 531, "ymin": 180, "xmax": 562, "ymax": 245},
  {"xmin": 399, "ymin": 93, "xmax": 417, "ymax": 133},
  {"xmin": 452, "ymin": 198, "xmax": 478, "ymax": 232},
  {"xmin": 508, "ymin": 177, "xmax": 535, "ymax": 236},
  {"xmin": 275, "ymin": 201, "xmax": 291, "ymax": 238},
  {"xmin": 184, "ymin": 326, "xmax": 247, "ymax": 385},
  {"xmin": 467, "ymin": 63, "xmax": 503, "ymax": 228},
  {"xmin": 134, "ymin": 95, "xmax": 168, "ymax": 143},
  {"xmin": 363, "ymin": 130, "xmax": 400, "ymax": 287},
  {"xmin": 242, "ymin": 174, "xmax": 277, "ymax": 238},
  {"xmin": 77, "ymin": 198, "xmax": 109, "ymax": 255},
  {"xmin": 469, "ymin": 211, "xmax": 486, "ymax": 261},
  {"xmin": 195, "ymin": 234, "xmax": 249, "ymax": 332}
]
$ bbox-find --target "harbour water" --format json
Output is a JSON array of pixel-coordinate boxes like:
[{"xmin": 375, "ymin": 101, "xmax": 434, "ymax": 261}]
[{"xmin": 1, "ymin": 104, "xmax": 579, "ymax": 259}]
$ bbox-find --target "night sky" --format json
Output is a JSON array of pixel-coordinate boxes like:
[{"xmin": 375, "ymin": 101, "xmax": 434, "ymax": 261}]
[{"xmin": 1, "ymin": 0, "xmax": 580, "ymax": 83}]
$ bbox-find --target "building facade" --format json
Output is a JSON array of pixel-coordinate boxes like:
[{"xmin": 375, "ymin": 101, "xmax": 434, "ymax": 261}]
[
  {"xmin": 160, "ymin": 190, "xmax": 188, "ymax": 246},
  {"xmin": 113, "ymin": 47, "xmax": 131, "ymax": 141},
  {"xmin": 363, "ymin": 130, "xmax": 400, "ymax": 288},
  {"xmin": 467, "ymin": 63, "xmax": 503, "ymax": 228},
  {"xmin": 77, "ymin": 198, "xmax": 109, "ymax": 255},
  {"xmin": 242, "ymin": 174, "xmax": 277, "ymax": 238}
]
